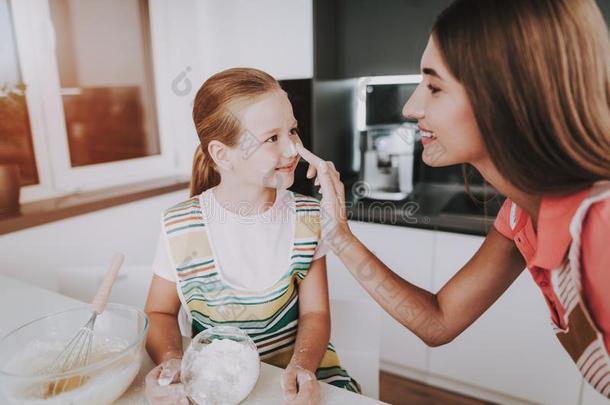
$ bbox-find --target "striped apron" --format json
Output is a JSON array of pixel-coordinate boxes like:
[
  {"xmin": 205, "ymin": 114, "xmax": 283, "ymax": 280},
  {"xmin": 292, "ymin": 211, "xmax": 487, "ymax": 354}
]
[
  {"xmin": 161, "ymin": 191, "xmax": 361, "ymax": 393},
  {"xmin": 510, "ymin": 181, "xmax": 610, "ymax": 398}
]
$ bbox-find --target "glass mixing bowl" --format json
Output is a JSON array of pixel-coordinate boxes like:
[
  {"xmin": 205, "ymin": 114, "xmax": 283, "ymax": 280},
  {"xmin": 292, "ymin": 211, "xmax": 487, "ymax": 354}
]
[
  {"xmin": 0, "ymin": 303, "xmax": 148, "ymax": 405},
  {"xmin": 181, "ymin": 326, "xmax": 261, "ymax": 405}
]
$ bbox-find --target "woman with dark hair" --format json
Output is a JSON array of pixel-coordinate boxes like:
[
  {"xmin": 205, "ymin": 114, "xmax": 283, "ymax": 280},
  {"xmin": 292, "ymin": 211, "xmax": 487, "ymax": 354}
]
[{"xmin": 297, "ymin": 0, "xmax": 610, "ymax": 398}]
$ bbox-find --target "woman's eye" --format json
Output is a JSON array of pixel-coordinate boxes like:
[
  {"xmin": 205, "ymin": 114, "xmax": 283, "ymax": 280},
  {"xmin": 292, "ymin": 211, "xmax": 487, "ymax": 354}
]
[
  {"xmin": 265, "ymin": 135, "xmax": 278, "ymax": 143},
  {"xmin": 427, "ymin": 84, "xmax": 441, "ymax": 94},
  {"xmin": 290, "ymin": 127, "xmax": 300, "ymax": 136}
]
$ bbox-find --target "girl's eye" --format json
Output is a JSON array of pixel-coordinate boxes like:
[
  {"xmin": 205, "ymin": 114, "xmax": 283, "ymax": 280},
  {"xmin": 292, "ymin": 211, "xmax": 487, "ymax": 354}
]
[
  {"xmin": 427, "ymin": 84, "xmax": 441, "ymax": 94},
  {"xmin": 290, "ymin": 127, "xmax": 300, "ymax": 136},
  {"xmin": 265, "ymin": 135, "xmax": 278, "ymax": 143}
]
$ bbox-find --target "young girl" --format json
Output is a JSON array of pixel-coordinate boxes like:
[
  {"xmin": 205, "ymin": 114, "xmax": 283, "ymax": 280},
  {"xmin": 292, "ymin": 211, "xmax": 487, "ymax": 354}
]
[{"xmin": 143, "ymin": 68, "xmax": 360, "ymax": 404}]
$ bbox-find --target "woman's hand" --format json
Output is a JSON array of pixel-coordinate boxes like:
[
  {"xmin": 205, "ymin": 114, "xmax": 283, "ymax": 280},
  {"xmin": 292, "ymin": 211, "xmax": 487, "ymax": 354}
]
[
  {"xmin": 280, "ymin": 362, "xmax": 321, "ymax": 405},
  {"xmin": 296, "ymin": 144, "xmax": 353, "ymax": 253},
  {"xmin": 144, "ymin": 358, "xmax": 188, "ymax": 405}
]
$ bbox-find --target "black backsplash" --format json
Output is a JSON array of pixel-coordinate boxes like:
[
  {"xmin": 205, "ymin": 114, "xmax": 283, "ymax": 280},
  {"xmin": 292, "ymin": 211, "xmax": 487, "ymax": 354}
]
[{"xmin": 279, "ymin": 78, "xmax": 314, "ymax": 196}]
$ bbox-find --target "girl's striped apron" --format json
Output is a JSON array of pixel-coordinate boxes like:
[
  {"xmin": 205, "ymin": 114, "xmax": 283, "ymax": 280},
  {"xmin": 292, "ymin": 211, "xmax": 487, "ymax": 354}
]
[
  {"xmin": 510, "ymin": 181, "xmax": 610, "ymax": 398},
  {"xmin": 161, "ymin": 191, "xmax": 361, "ymax": 393}
]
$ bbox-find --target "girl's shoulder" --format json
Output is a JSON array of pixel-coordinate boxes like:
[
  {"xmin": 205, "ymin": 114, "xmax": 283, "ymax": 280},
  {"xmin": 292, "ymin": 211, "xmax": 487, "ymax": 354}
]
[
  {"xmin": 161, "ymin": 195, "xmax": 201, "ymax": 224},
  {"xmin": 164, "ymin": 195, "xmax": 200, "ymax": 213}
]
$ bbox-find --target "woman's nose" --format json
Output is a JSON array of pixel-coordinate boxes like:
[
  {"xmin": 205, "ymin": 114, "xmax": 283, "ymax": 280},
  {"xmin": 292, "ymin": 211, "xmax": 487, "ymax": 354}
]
[{"xmin": 402, "ymin": 83, "xmax": 425, "ymax": 121}]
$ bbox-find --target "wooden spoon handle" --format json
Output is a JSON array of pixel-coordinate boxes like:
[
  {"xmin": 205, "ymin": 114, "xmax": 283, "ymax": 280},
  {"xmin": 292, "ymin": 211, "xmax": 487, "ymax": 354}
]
[{"xmin": 91, "ymin": 253, "xmax": 125, "ymax": 314}]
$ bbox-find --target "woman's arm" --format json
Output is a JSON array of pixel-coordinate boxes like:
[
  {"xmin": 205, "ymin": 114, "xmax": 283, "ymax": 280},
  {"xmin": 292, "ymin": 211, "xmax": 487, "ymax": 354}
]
[
  {"xmin": 295, "ymin": 143, "xmax": 526, "ymax": 347},
  {"xmin": 292, "ymin": 256, "xmax": 332, "ymax": 373},
  {"xmin": 144, "ymin": 275, "xmax": 184, "ymax": 364},
  {"xmin": 336, "ymin": 227, "xmax": 525, "ymax": 346}
]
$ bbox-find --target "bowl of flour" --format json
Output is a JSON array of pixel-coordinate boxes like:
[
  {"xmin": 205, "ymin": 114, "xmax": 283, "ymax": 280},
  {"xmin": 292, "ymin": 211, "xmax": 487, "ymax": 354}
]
[{"xmin": 181, "ymin": 326, "xmax": 260, "ymax": 405}]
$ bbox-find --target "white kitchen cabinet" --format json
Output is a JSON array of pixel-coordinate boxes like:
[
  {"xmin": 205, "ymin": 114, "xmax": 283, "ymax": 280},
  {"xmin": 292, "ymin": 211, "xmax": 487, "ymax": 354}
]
[
  {"xmin": 427, "ymin": 231, "xmax": 583, "ymax": 405},
  {"xmin": 326, "ymin": 221, "xmax": 434, "ymax": 378},
  {"xmin": 195, "ymin": 0, "xmax": 313, "ymax": 80}
]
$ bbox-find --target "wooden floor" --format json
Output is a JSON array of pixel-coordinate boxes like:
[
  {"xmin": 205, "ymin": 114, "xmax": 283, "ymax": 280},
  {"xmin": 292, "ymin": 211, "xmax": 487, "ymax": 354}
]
[{"xmin": 379, "ymin": 371, "xmax": 496, "ymax": 405}]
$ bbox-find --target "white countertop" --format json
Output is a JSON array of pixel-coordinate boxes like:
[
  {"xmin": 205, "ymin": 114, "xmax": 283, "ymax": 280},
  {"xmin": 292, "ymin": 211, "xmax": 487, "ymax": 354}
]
[{"xmin": 0, "ymin": 275, "xmax": 385, "ymax": 404}]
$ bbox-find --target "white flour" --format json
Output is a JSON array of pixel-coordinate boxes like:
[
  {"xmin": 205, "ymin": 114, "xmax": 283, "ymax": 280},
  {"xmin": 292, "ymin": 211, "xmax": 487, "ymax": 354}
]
[
  {"xmin": 1, "ymin": 337, "xmax": 141, "ymax": 405},
  {"xmin": 181, "ymin": 338, "xmax": 260, "ymax": 405}
]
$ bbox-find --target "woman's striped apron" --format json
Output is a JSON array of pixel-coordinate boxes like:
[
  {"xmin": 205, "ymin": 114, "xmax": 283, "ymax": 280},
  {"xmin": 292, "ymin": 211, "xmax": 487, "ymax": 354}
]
[
  {"xmin": 510, "ymin": 181, "xmax": 610, "ymax": 398},
  {"xmin": 161, "ymin": 191, "xmax": 361, "ymax": 393}
]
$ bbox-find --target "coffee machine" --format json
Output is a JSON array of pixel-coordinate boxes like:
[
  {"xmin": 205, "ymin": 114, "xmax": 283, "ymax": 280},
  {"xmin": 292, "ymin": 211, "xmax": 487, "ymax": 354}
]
[
  {"xmin": 360, "ymin": 123, "xmax": 417, "ymax": 200},
  {"xmin": 356, "ymin": 76, "xmax": 420, "ymax": 201}
]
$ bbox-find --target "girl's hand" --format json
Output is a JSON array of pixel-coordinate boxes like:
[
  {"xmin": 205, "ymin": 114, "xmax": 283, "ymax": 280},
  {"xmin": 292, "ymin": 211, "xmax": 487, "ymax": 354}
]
[
  {"xmin": 296, "ymin": 144, "xmax": 353, "ymax": 253},
  {"xmin": 280, "ymin": 362, "xmax": 321, "ymax": 405},
  {"xmin": 144, "ymin": 358, "xmax": 188, "ymax": 405}
]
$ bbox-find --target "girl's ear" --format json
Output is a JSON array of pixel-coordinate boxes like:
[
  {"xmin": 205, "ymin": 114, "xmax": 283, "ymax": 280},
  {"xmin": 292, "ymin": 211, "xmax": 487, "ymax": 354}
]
[{"xmin": 208, "ymin": 140, "xmax": 234, "ymax": 171}]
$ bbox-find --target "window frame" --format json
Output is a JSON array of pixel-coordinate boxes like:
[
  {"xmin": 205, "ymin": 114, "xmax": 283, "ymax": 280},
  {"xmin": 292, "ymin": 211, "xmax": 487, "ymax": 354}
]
[{"xmin": 10, "ymin": 0, "xmax": 179, "ymax": 202}]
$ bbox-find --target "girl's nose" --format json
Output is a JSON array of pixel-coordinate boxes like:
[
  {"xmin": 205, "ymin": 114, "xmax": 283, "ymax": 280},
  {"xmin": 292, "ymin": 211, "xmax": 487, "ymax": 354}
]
[{"xmin": 281, "ymin": 138, "xmax": 298, "ymax": 158}]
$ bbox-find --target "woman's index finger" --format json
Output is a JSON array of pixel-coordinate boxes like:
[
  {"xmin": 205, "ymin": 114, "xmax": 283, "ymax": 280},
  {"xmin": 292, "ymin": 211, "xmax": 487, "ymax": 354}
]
[{"xmin": 296, "ymin": 143, "xmax": 324, "ymax": 166}]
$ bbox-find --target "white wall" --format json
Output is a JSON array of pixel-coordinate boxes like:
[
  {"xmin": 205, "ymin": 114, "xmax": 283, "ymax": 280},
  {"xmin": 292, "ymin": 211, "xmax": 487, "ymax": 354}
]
[
  {"xmin": 149, "ymin": 0, "xmax": 208, "ymax": 175},
  {"xmin": 0, "ymin": 189, "xmax": 188, "ymax": 292},
  {"xmin": 195, "ymin": 0, "xmax": 313, "ymax": 81}
]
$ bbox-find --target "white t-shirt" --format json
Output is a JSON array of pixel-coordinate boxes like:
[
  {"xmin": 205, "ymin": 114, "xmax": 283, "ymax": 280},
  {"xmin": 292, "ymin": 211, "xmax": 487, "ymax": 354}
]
[{"xmin": 153, "ymin": 188, "xmax": 328, "ymax": 291}]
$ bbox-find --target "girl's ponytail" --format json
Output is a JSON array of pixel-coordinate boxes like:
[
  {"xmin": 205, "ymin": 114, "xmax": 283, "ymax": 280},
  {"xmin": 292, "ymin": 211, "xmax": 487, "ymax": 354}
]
[{"xmin": 190, "ymin": 144, "xmax": 220, "ymax": 197}]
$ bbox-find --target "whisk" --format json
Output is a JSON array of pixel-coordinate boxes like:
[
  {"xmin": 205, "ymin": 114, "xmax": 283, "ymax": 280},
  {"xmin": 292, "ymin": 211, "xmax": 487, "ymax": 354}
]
[{"xmin": 45, "ymin": 253, "xmax": 125, "ymax": 397}]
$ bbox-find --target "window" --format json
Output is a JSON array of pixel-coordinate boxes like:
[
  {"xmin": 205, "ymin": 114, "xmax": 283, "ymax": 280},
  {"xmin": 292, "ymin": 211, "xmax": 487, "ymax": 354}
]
[
  {"xmin": 3, "ymin": 0, "xmax": 176, "ymax": 201},
  {"xmin": 49, "ymin": 0, "xmax": 160, "ymax": 167},
  {"xmin": 0, "ymin": 0, "xmax": 39, "ymax": 187}
]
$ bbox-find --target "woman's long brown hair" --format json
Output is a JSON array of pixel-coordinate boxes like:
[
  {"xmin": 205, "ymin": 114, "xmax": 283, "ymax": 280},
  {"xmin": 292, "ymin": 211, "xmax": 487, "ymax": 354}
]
[
  {"xmin": 433, "ymin": 0, "xmax": 610, "ymax": 195},
  {"xmin": 190, "ymin": 68, "xmax": 281, "ymax": 197}
]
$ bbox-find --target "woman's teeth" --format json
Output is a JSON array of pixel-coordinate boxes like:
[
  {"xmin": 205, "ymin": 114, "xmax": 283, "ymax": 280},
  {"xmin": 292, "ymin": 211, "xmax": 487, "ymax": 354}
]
[{"xmin": 421, "ymin": 131, "xmax": 436, "ymax": 139}]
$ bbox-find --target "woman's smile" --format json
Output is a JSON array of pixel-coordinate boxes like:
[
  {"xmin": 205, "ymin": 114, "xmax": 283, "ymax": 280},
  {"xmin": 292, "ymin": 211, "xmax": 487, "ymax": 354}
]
[
  {"xmin": 419, "ymin": 125, "xmax": 437, "ymax": 146},
  {"xmin": 421, "ymin": 136, "xmax": 436, "ymax": 146}
]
